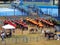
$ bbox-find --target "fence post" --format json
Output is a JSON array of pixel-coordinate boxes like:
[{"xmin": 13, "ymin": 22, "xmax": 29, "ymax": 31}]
[
  {"xmin": 36, "ymin": 37, "xmax": 39, "ymax": 42},
  {"xmin": 2, "ymin": 40, "xmax": 6, "ymax": 45},
  {"xmin": 29, "ymin": 37, "xmax": 31, "ymax": 42},
  {"xmin": 23, "ymin": 36, "xmax": 28, "ymax": 43},
  {"xmin": 15, "ymin": 37, "xmax": 17, "ymax": 44}
]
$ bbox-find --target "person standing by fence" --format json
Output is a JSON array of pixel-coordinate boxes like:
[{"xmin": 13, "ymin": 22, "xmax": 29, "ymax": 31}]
[{"xmin": 1, "ymin": 31, "xmax": 5, "ymax": 41}]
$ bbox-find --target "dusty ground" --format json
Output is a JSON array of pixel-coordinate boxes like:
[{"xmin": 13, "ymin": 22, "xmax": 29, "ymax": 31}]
[{"xmin": 0, "ymin": 34, "xmax": 60, "ymax": 45}]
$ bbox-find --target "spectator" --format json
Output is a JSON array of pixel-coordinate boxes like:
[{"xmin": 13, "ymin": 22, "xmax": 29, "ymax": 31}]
[
  {"xmin": 42, "ymin": 30, "xmax": 45, "ymax": 34},
  {"xmin": 45, "ymin": 30, "xmax": 50, "ymax": 33},
  {"xmin": 56, "ymin": 33, "xmax": 60, "ymax": 40},
  {"xmin": 1, "ymin": 32, "xmax": 5, "ymax": 41}
]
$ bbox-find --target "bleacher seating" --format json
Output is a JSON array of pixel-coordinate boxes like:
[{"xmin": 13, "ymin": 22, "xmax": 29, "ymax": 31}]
[
  {"xmin": 36, "ymin": 0, "xmax": 43, "ymax": 2},
  {"xmin": 44, "ymin": 0, "xmax": 50, "ymax": 2},
  {"xmin": 26, "ymin": 0, "xmax": 32, "ymax": 2},
  {"xmin": 24, "ymin": 0, "xmax": 50, "ymax": 2}
]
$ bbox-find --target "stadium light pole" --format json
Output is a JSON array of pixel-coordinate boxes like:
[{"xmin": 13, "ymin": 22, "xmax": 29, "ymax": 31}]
[
  {"xmin": 53, "ymin": 0, "xmax": 55, "ymax": 5},
  {"xmin": 11, "ymin": 1, "xmax": 16, "ymax": 20},
  {"xmin": 14, "ymin": 7, "xmax": 15, "ymax": 20},
  {"xmin": 58, "ymin": 0, "xmax": 60, "ymax": 17}
]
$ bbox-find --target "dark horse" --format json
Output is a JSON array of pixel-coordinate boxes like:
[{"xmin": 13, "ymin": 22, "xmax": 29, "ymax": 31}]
[{"xmin": 45, "ymin": 32, "xmax": 56, "ymax": 40}]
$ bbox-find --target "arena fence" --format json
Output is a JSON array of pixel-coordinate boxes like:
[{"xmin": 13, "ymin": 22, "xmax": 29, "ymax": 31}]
[{"xmin": 0, "ymin": 35, "xmax": 45, "ymax": 45}]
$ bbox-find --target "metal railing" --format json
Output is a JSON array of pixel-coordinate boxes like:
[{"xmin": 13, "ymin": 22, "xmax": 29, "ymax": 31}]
[{"xmin": 0, "ymin": 35, "xmax": 45, "ymax": 45}]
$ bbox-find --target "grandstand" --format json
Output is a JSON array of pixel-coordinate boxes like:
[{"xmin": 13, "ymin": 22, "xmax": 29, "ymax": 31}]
[
  {"xmin": 23, "ymin": 0, "xmax": 56, "ymax": 6},
  {"xmin": 0, "ymin": 0, "xmax": 59, "ymax": 20},
  {"xmin": 0, "ymin": 0, "xmax": 14, "ymax": 3},
  {"xmin": 0, "ymin": 4, "xmax": 11, "ymax": 8}
]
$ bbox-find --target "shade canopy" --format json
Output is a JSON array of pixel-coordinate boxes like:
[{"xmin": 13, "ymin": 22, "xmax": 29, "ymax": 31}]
[{"xmin": 2, "ymin": 24, "xmax": 15, "ymax": 29}]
